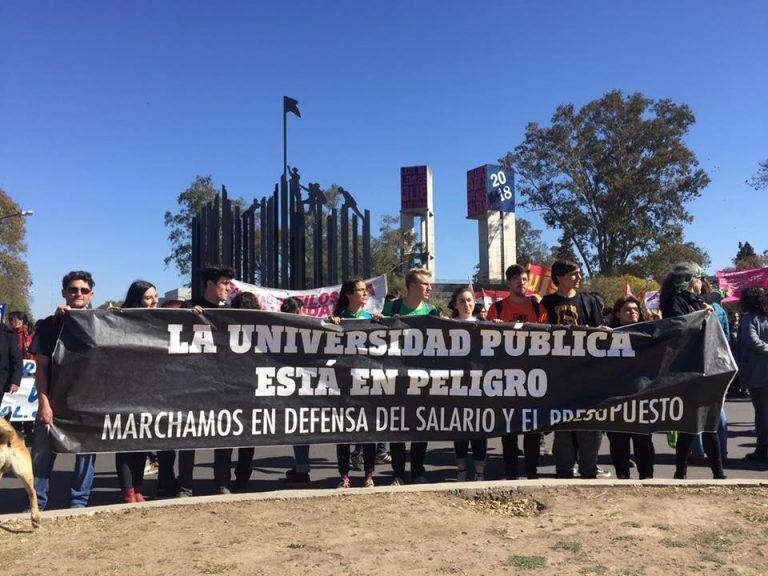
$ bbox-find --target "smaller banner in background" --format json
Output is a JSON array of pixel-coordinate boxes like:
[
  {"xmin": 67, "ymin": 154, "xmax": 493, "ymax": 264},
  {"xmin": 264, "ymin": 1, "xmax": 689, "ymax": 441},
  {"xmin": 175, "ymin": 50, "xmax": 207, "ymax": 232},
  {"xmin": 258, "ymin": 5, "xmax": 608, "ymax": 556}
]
[
  {"xmin": 0, "ymin": 359, "xmax": 37, "ymax": 421},
  {"xmin": 231, "ymin": 275, "xmax": 388, "ymax": 317},
  {"xmin": 717, "ymin": 267, "xmax": 768, "ymax": 302}
]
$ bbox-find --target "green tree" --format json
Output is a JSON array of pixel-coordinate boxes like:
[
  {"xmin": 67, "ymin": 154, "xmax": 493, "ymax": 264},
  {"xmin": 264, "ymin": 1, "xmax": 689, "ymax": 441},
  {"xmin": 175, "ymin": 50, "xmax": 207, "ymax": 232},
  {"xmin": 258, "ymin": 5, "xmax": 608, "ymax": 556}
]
[
  {"xmin": 515, "ymin": 218, "xmax": 550, "ymax": 266},
  {"xmin": 735, "ymin": 241, "xmax": 758, "ymax": 263},
  {"xmin": 732, "ymin": 241, "xmax": 768, "ymax": 270},
  {"xmin": 0, "ymin": 187, "xmax": 32, "ymax": 314},
  {"xmin": 585, "ymin": 275, "xmax": 660, "ymax": 309},
  {"xmin": 503, "ymin": 90, "xmax": 710, "ymax": 277},
  {"xmin": 370, "ymin": 214, "xmax": 418, "ymax": 294},
  {"xmin": 549, "ymin": 231, "xmax": 580, "ymax": 265},
  {"xmin": 163, "ymin": 175, "xmax": 217, "ymax": 277},
  {"xmin": 748, "ymin": 160, "xmax": 768, "ymax": 191},
  {"xmin": 624, "ymin": 232, "xmax": 710, "ymax": 283}
]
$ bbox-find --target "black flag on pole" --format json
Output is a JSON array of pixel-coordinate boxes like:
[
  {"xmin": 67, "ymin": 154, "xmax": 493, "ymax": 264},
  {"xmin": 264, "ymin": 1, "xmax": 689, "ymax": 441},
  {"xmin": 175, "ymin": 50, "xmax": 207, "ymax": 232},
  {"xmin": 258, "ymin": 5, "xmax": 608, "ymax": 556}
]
[{"xmin": 284, "ymin": 96, "xmax": 301, "ymax": 118}]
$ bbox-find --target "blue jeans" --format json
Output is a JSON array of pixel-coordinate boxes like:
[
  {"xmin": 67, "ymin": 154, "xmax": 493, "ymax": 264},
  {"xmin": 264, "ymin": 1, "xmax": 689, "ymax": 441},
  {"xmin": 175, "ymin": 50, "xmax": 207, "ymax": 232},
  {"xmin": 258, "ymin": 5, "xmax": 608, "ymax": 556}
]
[
  {"xmin": 32, "ymin": 424, "xmax": 96, "ymax": 510},
  {"xmin": 694, "ymin": 408, "xmax": 728, "ymax": 459},
  {"xmin": 293, "ymin": 445, "xmax": 310, "ymax": 473}
]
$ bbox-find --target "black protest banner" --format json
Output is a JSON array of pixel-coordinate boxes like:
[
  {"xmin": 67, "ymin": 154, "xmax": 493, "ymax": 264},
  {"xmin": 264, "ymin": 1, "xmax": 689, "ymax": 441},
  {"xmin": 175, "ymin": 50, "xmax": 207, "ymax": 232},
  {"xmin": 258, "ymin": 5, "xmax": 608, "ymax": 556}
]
[{"xmin": 48, "ymin": 309, "xmax": 736, "ymax": 453}]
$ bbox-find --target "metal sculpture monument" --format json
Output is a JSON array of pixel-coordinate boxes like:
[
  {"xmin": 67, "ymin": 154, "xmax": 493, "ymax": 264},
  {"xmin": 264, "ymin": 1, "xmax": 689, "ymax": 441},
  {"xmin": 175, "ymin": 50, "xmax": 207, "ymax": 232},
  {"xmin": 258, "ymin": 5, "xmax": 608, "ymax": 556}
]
[{"xmin": 190, "ymin": 97, "xmax": 372, "ymax": 298}]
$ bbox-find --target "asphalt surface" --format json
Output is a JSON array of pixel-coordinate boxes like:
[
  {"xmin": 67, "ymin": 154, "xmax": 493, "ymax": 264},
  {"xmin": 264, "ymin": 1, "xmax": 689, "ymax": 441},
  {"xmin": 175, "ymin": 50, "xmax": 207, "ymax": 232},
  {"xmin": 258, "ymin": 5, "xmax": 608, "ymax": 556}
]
[{"xmin": 1, "ymin": 397, "xmax": 766, "ymax": 514}]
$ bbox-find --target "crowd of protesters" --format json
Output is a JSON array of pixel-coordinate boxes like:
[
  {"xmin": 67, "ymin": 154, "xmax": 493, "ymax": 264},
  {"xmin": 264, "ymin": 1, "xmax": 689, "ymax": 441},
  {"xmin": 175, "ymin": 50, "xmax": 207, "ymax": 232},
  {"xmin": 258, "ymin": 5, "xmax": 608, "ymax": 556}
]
[{"xmin": 2, "ymin": 258, "xmax": 767, "ymax": 511}]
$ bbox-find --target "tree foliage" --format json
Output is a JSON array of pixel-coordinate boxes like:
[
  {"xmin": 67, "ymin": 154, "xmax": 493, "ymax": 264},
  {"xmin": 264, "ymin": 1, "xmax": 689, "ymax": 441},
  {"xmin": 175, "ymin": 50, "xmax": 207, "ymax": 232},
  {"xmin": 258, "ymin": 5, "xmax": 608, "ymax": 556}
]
[
  {"xmin": 735, "ymin": 241, "xmax": 757, "ymax": 264},
  {"xmin": 163, "ymin": 175, "xmax": 217, "ymax": 276},
  {"xmin": 0, "ymin": 187, "xmax": 32, "ymax": 314},
  {"xmin": 732, "ymin": 241, "xmax": 768, "ymax": 270},
  {"xmin": 624, "ymin": 230, "xmax": 710, "ymax": 283},
  {"xmin": 748, "ymin": 160, "xmax": 768, "ymax": 191},
  {"xmin": 585, "ymin": 274, "xmax": 660, "ymax": 309},
  {"xmin": 549, "ymin": 230, "xmax": 580, "ymax": 265},
  {"xmin": 515, "ymin": 218, "xmax": 550, "ymax": 266},
  {"xmin": 503, "ymin": 90, "xmax": 710, "ymax": 277},
  {"xmin": 370, "ymin": 214, "xmax": 418, "ymax": 294}
]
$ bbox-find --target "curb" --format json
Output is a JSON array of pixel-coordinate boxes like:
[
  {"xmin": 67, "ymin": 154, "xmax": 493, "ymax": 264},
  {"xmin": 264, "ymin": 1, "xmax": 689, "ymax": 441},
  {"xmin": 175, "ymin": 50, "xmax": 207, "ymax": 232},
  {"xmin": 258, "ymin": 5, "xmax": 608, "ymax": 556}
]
[{"xmin": 2, "ymin": 477, "xmax": 767, "ymax": 526}]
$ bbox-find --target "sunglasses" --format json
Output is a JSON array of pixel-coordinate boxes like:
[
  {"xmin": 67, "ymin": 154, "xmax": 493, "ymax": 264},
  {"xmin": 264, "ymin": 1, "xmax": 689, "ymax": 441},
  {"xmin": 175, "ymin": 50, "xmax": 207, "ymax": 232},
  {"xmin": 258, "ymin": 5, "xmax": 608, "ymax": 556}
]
[{"xmin": 67, "ymin": 287, "xmax": 92, "ymax": 295}]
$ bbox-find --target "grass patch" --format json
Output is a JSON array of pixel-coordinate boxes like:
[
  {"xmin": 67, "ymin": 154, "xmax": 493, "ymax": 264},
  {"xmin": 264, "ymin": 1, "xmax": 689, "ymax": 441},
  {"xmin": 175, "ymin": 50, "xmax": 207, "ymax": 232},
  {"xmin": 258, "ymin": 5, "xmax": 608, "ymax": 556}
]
[
  {"xmin": 621, "ymin": 520, "xmax": 642, "ymax": 528},
  {"xmin": 691, "ymin": 529, "xmax": 742, "ymax": 552},
  {"xmin": 504, "ymin": 555, "xmax": 547, "ymax": 570},
  {"xmin": 738, "ymin": 510, "xmax": 768, "ymax": 524},
  {"xmin": 552, "ymin": 540, "xmax": 583, "ymax": 554},
  {"xmin": 613, "ymin": 535, "xmax": 638, "ymax": 542},
  {"xmin": 660, "ymin": 538, "xmax": 690, "ymax": 548},
  {"xmin": 465, "ymin": 492, "xmax": 545, "ymax": 517},
  {"xmin": 287, "ymin": 542, "xmax": 305, "ymax": 549},
  {"xmin": 699, "ymin": 552, "xmax": 725, "ymax": 565},
  {"xmin": 652, "ymin": 523, "xmax": 670, "ymax": 531}
]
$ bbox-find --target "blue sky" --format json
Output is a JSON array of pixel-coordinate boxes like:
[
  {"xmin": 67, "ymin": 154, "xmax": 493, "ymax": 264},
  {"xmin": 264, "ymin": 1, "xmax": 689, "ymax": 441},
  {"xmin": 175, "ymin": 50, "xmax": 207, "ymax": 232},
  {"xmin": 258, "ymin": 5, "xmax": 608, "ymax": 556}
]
[{"xmin": 1, "ymin": 1, "xmax": 766, "ymax": 319}]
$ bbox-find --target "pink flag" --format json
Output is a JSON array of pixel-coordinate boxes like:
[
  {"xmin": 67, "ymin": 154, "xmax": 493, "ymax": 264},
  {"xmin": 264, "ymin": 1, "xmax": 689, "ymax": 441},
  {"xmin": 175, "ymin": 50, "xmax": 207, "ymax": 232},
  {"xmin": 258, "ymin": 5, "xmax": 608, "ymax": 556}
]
[{"xmin": 717, "ymin": 267, "xmax": 768, "ymax": 302}]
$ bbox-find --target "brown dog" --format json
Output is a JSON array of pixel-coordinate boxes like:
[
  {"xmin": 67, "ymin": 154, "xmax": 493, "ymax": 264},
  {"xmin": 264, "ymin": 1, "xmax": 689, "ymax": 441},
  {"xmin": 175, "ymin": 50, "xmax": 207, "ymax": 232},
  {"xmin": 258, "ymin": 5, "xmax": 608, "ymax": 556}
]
[{"xmin": 0, "ymin": 415, "xmax": 41, "ymax": 527}]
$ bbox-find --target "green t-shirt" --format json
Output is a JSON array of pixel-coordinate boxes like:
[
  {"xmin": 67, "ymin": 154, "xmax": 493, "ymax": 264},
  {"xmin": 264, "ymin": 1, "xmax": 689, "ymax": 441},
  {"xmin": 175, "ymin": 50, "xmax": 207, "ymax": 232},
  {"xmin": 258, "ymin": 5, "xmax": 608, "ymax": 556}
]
[
  {"xmin": 338, "ymin": 308, "xmax": 373, "ymax": 319},
  {"xmin": 381, "ymin": 299, "xmax": 440, "ymax": 317}
]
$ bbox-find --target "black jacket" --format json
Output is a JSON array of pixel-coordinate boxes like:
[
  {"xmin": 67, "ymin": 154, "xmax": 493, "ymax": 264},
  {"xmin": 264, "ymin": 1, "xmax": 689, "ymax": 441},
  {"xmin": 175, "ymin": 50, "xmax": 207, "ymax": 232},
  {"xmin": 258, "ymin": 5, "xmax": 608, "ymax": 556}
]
[
  {"xmin": 660, "ymin": 290, "xmax": 707, "ymax": 319},
  {"xmin": 0, "ymin": 324, "xmax": 23, "ymax": 393}
]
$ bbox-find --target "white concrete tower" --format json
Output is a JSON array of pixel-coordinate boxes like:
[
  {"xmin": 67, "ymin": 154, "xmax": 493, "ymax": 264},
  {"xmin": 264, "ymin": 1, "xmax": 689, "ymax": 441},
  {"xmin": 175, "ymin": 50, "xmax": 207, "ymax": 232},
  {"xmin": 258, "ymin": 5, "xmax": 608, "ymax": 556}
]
[
  {"xmin": 400, "ymin": 165, "xmax": 436, "ymax": 277},
  {"xmin": 467, "ymin": 164, "xmax": 517, "ymax": 284}
]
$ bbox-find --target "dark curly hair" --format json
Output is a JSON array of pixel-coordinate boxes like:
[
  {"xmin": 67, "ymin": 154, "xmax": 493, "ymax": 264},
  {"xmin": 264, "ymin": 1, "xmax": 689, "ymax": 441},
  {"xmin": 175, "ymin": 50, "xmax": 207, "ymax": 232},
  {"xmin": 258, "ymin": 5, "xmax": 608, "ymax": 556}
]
[
  {"xmin": 740, "ymin": 287, "xmax": 768, "ymax": 316},
  {"xmin": 609, "ymin": 295, "xmax": 646, "ymax": 327}
]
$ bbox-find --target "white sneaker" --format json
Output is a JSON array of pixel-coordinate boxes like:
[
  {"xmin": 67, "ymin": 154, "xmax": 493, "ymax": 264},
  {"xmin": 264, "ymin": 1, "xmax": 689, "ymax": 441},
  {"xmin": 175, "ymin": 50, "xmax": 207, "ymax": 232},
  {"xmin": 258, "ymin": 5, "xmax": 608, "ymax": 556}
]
[
  {"xmin": 596, "ymin": 467, "xmax": 612, "ymax": 479},
  {"xmin": 391, "ymin": 476, "xmax": 405, "ymax": 486}
]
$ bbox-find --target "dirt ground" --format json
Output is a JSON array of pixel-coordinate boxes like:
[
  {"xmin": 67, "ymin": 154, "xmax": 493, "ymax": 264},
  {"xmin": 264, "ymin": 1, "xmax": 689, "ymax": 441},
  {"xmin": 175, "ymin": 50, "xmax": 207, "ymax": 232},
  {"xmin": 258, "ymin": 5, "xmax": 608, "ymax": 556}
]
[{"xmin": 1, "ymin": 486, "xmax": 767, "ymax": 575}]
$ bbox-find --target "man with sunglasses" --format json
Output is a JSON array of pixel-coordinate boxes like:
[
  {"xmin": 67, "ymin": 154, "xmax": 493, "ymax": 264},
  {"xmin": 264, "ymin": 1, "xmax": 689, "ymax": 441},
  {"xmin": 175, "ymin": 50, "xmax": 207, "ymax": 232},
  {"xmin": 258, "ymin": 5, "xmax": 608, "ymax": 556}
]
[{"xmin": 31, "ymin": 270, "xmax": 97, "ymax": 510}]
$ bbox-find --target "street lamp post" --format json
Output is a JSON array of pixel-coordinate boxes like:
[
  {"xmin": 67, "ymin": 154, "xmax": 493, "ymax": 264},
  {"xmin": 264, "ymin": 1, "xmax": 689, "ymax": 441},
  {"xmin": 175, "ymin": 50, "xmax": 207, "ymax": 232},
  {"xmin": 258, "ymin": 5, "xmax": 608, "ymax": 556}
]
[{"xmin": 0, "ymin": 209, "xmax": 34, "ymax": 222}]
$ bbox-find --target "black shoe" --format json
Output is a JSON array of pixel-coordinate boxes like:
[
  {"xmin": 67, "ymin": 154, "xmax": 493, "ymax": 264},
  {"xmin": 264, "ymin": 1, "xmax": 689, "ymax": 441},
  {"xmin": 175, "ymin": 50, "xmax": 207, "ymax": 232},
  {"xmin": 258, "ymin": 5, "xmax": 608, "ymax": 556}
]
[
  {"xmin": 673, "ymin": 471, "xmax": 686, "ymax": 480},
  {"xmin": 283, "ymin": 469, "xmax": 311, "ymax": 484},
  {"xmin": 745, "ymin": 449, "xmax": 768, "ymax": 462}
]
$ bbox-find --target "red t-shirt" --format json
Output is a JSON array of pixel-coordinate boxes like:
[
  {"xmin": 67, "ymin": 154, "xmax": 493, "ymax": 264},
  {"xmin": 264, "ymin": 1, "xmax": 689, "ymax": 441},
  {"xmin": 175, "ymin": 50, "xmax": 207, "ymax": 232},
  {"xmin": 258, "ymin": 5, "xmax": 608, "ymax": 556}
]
[{"xmin": 487, "ymin": 297, "xmax": 549, "ymax": 324}]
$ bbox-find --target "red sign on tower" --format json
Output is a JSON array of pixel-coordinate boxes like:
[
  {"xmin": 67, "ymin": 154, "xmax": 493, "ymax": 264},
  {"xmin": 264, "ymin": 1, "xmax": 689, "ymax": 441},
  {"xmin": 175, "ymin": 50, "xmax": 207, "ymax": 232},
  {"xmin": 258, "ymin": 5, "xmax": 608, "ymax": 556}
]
[{"xmin": 401, "ymin": 166, "xmax": 429, "ymax": 212}]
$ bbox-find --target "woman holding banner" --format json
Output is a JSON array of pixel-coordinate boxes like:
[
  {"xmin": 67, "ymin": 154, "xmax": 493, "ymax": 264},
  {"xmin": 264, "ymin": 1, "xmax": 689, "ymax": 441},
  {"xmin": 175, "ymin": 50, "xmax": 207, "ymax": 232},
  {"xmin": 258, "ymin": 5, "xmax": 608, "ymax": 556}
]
[
  {"xmin": 447, "ymin": 286, "xmax": 487, "ymax": 482},
  {"xmin": 115, "ymin": 280, "xmax": 158, "ymax": 503},
  {"xmin": 739, "ymin": 287, "xmax": 768, "ymax": 462},
  {"xmin": 330, "ymin": 279, "xmax": 377, "ymax": 488},
  {"xmin": 659, "ymin": 263, "xmax": 726, "ymax": 480},
  {"xmin": 607, "ymin": 295, "xmax": 655, "ymax": 479}
]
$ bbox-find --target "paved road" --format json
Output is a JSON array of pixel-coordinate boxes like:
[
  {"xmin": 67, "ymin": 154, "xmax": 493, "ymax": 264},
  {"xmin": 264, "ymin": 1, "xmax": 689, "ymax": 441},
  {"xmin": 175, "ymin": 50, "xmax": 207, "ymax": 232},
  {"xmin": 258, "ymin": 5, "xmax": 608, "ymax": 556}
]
[{"xmin": 2, "ymin": 397, "xmax": 765, "ymax": 514}]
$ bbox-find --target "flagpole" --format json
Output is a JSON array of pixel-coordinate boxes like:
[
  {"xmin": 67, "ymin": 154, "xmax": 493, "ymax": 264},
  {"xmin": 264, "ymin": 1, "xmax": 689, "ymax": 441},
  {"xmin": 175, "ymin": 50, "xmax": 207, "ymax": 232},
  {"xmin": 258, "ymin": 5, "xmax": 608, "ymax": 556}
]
[{"xmin": 283, "ymin": 108, "xmax": 288, "ymax": 183}]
